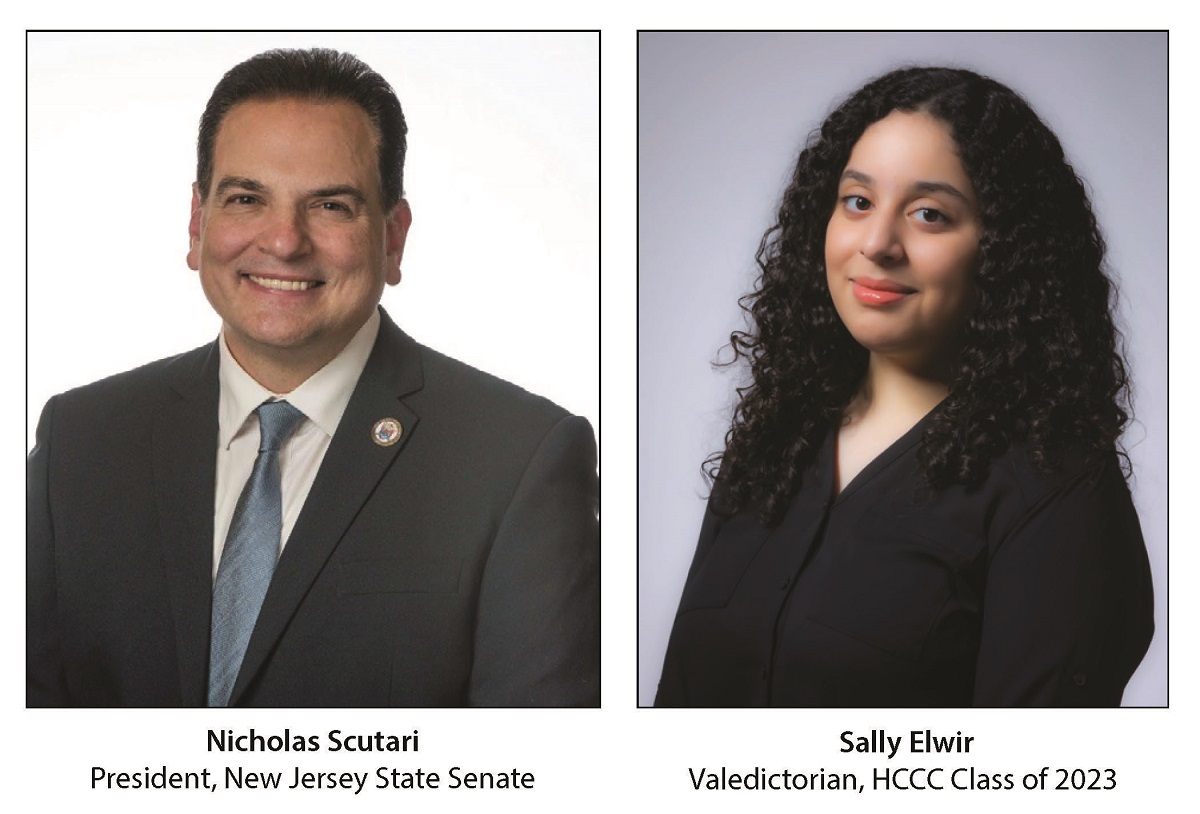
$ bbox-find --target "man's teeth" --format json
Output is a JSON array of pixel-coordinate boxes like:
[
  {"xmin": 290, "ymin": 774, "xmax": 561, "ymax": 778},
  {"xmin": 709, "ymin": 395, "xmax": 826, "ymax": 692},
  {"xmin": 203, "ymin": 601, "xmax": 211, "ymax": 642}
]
[{"xmin": 249, "ymin": 275, "xmax": 317, "ymax": 291}]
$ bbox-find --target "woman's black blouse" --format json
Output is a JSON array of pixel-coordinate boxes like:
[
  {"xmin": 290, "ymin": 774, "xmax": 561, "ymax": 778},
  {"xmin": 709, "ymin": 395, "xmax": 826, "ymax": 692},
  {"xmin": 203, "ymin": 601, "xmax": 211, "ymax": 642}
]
[{"xmin": 656, "ymin": 416, "xmax": 1154, "ymax": 707}]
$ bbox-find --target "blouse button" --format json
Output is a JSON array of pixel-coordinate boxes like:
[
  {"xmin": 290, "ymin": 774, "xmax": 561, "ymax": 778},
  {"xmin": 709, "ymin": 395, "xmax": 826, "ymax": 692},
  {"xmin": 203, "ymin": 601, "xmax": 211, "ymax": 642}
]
[{"xmin": 1073, "ymin": 673, "xmax": 1087, "ymax": 687}]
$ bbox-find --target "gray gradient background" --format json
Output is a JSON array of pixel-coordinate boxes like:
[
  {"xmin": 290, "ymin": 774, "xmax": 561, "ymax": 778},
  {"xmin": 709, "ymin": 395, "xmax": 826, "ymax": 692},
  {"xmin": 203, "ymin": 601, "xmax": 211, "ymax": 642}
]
[{"xmin": 638, "ymin": 32, "xmax": 1167, "ymax": 706}]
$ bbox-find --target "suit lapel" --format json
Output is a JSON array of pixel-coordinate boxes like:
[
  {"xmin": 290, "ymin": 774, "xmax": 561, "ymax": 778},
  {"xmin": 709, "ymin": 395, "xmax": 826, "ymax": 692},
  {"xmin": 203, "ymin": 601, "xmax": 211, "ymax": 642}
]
[
  {"xmin": 230, "ymin": 310, "xmax": 425, "ymax": 704},
  {"xmin": 152, "ymin": 343, "xmax": 221, "ymax": 707}
]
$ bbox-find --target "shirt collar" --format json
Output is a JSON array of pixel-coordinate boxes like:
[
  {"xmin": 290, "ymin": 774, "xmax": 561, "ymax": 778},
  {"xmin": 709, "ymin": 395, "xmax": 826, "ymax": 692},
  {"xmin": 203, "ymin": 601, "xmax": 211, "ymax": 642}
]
[{"xmin": 217, "ymin": 309, "xmax": 381, "ymax": 449}]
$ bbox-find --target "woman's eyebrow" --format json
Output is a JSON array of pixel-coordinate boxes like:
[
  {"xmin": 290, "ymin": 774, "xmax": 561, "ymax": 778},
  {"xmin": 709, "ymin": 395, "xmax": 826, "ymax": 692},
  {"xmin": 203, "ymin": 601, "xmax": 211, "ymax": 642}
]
[
  {"xmin": 912, "ymin": 180, "xmax": 971, "ymax": 205},
  {"xmin": 839, "ymin": 170, "xmax": 971, "ymax": 205},
  {"xmin": 839, "ymin": 169, "xmax": 873, "ymax": 186}
]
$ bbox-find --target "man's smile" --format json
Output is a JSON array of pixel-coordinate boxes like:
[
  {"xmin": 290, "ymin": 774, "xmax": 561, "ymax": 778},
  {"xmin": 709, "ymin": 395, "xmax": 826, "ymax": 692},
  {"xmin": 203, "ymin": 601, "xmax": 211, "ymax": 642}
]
[{"xmin": 243, "ymin": 273, "xmax": 324, "ymax": 292}]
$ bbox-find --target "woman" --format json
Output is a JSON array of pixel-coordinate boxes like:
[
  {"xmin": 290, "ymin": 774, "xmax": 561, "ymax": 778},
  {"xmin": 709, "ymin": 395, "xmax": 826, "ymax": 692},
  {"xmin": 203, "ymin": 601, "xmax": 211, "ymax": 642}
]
[{"xmin": 655, "ymin": 66, "xmax": 1154, "ymax": 707}]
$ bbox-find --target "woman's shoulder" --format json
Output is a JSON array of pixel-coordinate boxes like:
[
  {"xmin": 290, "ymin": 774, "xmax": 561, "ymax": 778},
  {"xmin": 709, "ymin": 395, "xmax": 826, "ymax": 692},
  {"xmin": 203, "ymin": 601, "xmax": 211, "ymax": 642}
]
[
  {"xmin": 984, "ymin": 442, "xmax": 1135, "ymax": 542},
  {"xmin": 990, "ymin": 440, "xmax": 1125, "ymax": 495}
]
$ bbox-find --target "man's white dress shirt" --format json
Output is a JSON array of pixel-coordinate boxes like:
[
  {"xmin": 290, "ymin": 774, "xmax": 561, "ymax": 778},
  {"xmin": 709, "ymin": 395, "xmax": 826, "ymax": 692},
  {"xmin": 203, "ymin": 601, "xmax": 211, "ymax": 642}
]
[{"xmin": 211, "ymin": 310, "xmax": 380, "ymax": 579}]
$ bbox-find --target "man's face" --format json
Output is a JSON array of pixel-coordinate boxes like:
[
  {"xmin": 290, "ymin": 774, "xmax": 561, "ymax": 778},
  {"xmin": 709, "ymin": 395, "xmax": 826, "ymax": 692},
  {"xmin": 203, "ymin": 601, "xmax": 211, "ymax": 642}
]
[{"xmin": 188, "ymin": 97, "xmax": 410, "ymax": 386}]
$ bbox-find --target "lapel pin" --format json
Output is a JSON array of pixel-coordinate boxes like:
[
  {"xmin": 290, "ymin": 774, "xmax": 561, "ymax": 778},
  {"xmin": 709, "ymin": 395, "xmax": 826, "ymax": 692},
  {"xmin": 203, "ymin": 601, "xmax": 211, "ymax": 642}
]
[{"xmin": 371, "ymin": 417, "xmax": 403, "ymax": 447}]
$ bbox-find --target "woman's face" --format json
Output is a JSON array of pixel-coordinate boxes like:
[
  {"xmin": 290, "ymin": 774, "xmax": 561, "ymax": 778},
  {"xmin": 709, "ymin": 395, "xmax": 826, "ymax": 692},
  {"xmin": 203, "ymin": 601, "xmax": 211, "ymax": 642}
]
[{"xmin": 825, "ymin": 111, "xmax": 981, "ymax": 372}]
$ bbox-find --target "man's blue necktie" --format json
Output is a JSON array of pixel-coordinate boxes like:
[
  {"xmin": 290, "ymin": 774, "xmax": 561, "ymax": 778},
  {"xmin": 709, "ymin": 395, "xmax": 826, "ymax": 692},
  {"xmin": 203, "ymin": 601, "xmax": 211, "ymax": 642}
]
[{"xmin": 208, "ymin": 400, "xmax": 306, "ymax": 707}]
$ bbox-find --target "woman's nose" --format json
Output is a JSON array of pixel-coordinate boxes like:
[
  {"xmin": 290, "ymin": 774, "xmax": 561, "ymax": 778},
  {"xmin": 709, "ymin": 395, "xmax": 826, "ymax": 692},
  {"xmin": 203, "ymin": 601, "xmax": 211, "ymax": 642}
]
[{"xmin": 860, "ymin": 214, "xmax": 905, "ymax": 265}]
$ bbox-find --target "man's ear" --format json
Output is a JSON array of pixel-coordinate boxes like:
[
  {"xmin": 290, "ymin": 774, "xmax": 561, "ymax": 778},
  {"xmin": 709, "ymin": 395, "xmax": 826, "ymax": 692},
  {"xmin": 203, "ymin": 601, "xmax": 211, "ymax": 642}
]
[
  {"xmin": 384, "ymin": 200, "xmax": 412, "ymax": 286},
  {"xmin": 187, "ymin": 184, "xmax": 204, "ymax": 271}
]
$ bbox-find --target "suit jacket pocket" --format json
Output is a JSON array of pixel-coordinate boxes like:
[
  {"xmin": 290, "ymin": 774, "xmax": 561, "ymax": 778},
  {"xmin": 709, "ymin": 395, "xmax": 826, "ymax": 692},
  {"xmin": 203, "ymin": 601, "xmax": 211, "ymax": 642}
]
[{"xmin": 338, "ymin": 557, "xmax": 463, "ymax": 595}]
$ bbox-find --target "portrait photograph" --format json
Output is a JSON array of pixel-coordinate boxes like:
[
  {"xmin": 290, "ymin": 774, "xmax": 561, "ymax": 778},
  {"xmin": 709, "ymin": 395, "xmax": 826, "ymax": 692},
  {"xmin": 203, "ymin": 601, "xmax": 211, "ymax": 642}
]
[
  {"xmin": 28, "ymin": 31, "xmax": 598, "ymax": 438},
  {"xmin": 638, "ymin": 31, "xmax": 1166, "ymax": 707},
  {"xmin": 27, "ymin": 31, "xmax": 599, "ymax": 708}
]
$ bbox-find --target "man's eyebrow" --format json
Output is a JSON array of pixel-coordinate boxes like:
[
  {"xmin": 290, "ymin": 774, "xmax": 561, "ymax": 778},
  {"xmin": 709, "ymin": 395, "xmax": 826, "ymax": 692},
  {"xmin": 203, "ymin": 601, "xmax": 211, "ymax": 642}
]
[
  {"xmin": 839, "ymin": 170, "xmax": 972, "ymax": 205},
  {"xmin": 214, "ymin": 176, "xmax": 267, "ymax": 197},
  {"xmin": 309, "ymin": 185, "xmax": 368, "ymax": 204}
]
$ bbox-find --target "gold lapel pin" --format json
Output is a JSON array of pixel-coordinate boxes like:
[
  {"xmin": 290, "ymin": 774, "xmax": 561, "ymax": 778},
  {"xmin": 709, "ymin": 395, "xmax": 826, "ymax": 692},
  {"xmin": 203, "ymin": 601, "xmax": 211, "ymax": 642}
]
[{"xmin": 371, "ymin": 417, "xmax": 403, "ymax": 447}]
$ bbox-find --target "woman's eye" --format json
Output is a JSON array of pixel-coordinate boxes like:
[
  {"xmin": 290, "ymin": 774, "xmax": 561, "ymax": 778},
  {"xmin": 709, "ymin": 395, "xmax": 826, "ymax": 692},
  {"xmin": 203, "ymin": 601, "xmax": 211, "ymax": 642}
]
[
  {"xmin": 914, "ymin": 208, "xmax": 947, "ymax": 224},
  {"xmin": 843, "ymin": 195, "xmax": 871, "ymax": 212}
]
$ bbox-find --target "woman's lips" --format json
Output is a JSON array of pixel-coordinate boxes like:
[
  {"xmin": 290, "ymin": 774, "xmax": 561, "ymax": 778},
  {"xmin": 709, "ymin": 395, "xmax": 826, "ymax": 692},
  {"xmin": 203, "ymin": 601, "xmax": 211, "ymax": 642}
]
[{"xmin": 851, "ymin": 277, "xmax": 916, "ymax": 306}]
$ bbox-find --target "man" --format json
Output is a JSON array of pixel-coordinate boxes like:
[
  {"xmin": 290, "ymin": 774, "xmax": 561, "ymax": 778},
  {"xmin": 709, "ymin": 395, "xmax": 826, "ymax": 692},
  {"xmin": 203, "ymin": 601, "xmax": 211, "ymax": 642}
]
[{"xmin": 27, "ymin": 48, "xmax": 599, "ymax": 707}]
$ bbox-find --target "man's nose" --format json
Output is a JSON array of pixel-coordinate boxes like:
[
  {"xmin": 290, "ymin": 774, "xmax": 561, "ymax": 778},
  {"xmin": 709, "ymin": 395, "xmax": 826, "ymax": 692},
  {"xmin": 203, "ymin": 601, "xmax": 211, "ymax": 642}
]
[{"xmin": 257, "ymin": 207, "xmax": 312, "ymax": 259}]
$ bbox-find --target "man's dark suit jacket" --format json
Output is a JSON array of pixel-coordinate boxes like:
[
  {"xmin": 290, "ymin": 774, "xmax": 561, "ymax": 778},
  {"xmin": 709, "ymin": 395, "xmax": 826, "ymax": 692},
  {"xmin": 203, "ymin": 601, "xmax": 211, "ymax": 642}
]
[{"xmin": 27, "ymin": 308, "xmax": 599, "ymax": 707}]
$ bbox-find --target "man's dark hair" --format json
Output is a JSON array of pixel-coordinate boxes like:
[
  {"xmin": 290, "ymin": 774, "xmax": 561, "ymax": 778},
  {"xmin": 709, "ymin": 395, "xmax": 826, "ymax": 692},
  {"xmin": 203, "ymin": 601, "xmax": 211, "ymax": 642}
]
[{"xmin": 196, "ymin": 47, "xmax": 407, "ymax": 209}]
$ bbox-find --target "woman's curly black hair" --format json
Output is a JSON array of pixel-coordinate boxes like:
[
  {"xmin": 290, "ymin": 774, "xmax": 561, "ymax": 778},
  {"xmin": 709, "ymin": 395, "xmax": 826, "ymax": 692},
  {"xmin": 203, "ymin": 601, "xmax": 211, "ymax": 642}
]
[{"xmin": 707, "ymin": 66, "xmax": 1130, "ymax": 526}]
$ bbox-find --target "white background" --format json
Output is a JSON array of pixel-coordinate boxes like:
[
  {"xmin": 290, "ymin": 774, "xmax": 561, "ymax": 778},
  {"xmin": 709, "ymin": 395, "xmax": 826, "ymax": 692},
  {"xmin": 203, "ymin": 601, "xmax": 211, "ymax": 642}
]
[
  {"xmin": 8, "ymin": 8, "xmax": 1194, "ymax": 814},
  {"xmin": 27, "ymin": 31, "xmax": 599, "ymax": 440}
]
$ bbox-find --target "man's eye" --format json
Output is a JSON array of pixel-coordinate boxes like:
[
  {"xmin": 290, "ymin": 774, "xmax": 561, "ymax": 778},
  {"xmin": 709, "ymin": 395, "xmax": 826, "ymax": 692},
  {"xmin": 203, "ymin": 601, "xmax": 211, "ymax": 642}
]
[
  {"xmin": 226, "ymin": 195, "xmax": 259, "ymax": 206},
  {"xmin": 319, "ymin": 200, "xmax": 352, "ymax": 213}
]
